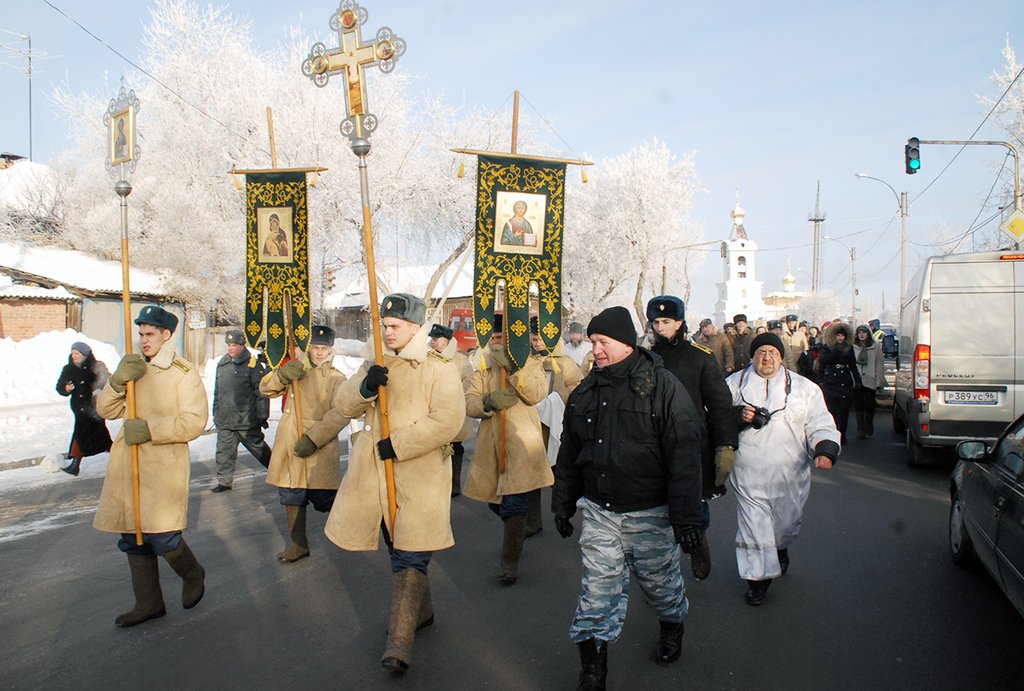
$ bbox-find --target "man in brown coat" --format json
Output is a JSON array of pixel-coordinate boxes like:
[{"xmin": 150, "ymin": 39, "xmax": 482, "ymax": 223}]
[
  {"xmin": 325, "ymin": 294, "xmax": 466, "ymax": 674},
  {"xmin": 465, "ymin": 315, "xmax": 552, "ymax": 584},
  {"xmin": 693, "ymin": 318, "xmax": 735, "ymax": 375},
  {"xmin": 94, "ymin": 305, "xmax": 208, "ymax": 628},
  {"xmin": 260, "ymin": 325, "xmax": 350, "ymax": 563},
  {"xmin": 731, "ymin": 314, "xmax": 755, "ymax": 371}
]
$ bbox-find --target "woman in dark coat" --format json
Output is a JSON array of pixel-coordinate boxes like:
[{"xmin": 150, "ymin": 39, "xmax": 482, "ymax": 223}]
[
  {"xmin": 56, "ymin": 342, "xmax": 112, "ymax": 476},
  {"xmin": 815, "ymin": 322, "xmax": 861, "ymax": 444}
]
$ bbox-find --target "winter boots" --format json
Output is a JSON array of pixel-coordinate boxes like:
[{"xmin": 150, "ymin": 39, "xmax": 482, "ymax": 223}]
[
  {"xmin": 115, "ymin": 554, "xmax": 166, "ymax": 627},
  {"xmin": 61, "ymin": 456, "xmax": 82, "ymax": 477},
  {"xmin": 525, "ymin": 488, "xmax": 543, "ymax": 537},
  {"xmin": 450, "ymin": 450, "xmax": 463, "ymax": 497},
  {"xmin": 499, "ymin": 514, "xmax": 527, "ymax": 584},
  {"xmin": 778, "ymin": 548, "xmax": 790, "ymax": 575},
  {"xmin": 654, "ymin": 620, "xmax": 685, "ymax": 665},
  {"xmin": 745, "ymin": 578, "xmax": 772, "ymax": 606},
  {"xmin": 163, "ymin": 540, "xmax": 206, "ymax": 609},
  {"xmin": 278, "ymin": 504, "xmax": 310, "ymax": 563},
  {"xmin": 382, "ymin": 568, "xmax": 429, "ymax": 673},
  {"xmin": 577, "ymin": 638, "xmax": 608, "ymax": 691}
]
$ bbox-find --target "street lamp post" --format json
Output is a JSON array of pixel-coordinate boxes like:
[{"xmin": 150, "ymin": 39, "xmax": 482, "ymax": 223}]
[
  {"xmin": 824, "ymin": 236, "xmax": 857, "ymax": 321},
  {"xmin": 855, "ymin": 173, "xmax": 907, "ymax": 322}
]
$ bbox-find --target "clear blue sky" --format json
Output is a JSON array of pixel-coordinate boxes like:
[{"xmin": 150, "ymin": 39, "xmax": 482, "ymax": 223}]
[{"xmin": 2, "ymin": 0, "xmax": 1022, "ymax": 318}]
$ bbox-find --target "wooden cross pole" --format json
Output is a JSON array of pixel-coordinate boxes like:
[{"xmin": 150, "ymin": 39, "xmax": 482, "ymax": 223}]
[
  {"xmin": 265, "ymin": 106, "xmax": 305, "ymax": 440},
  {"xmin": 302, "ymin": 1, "xmax": 406, "ymax": 535}
]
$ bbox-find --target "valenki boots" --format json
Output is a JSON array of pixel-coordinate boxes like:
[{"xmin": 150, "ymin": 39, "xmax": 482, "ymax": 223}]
[
  {"xmin": 525, "ymin": 488, "xmax": 543, "ymax": 537},
  {"xmin": 278, "ymin": 504, "xmax": 310, "ymax": 562},
  {"xmin": 115, "ymin": 554, "xmax": 166, "ymax": 627},
  {"xmin": 163, "ymin": 540, "xmax": 206, "ymax": 609},
  {"xmin": 382, "ymin": 569, "xmax": 428, "ymax": 673},
  {"xmin": 499, "ymin": 514, "xmax": 527, "ymax": 584}
]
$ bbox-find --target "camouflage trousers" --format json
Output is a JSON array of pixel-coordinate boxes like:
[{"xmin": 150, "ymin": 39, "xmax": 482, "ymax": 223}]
[{"xmin": 569, "ymin": 498, "xmax": 687, "ymax": 644}]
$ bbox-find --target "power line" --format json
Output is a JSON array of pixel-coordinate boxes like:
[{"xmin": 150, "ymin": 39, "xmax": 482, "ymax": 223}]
[
  {"xmin": 41, "ymin": 0, "xmax": 269, "ymax": 157},
  {"xmin": 912, "ymin": 62, "xmax": 1024, "ymax": 204}
]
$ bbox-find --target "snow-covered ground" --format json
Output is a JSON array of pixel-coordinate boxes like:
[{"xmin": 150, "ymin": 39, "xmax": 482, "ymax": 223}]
[{"xmin": 0, "ymin": 329, "xmax": 368, "ymax": 493}]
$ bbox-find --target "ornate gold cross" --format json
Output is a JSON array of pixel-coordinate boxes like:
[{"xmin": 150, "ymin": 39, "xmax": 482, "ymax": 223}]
[{"xmin": 301, "ymin": 1, "xmax": 405, "ymax": 142}]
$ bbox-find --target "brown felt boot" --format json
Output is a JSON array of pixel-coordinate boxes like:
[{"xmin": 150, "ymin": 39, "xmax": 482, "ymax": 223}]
[
  {"xmin": 278, "ymin": 504, "xmax": 310, "ymax": 563},
  {"xmin": 525, "ymin": 488, "xmax": 543, "ymax": 537},
  {"xmin": 381, "ymin": 569, "xmax": 428, "ymax": 673},
  {"xmin": 163, "ymin": 540, "xmax": 206, "ymax": 609},
  {"xmin": 418, "ymin": 574, "xmax": 434, "ymax": 630},
  {"xmin": 499, "ymin": 514, "xmax": 527, "ymax": 585},
  {"xmin": 450, "ymin": 452, "xmax": 463, "ymax": 497},
  {"xmin": 115, "ymin": 554, "xmax": 166, "ymax": 627}
]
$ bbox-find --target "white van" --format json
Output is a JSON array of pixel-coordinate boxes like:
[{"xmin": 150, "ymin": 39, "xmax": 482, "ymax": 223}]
[{"xmin": 893, "ymin": 250, "xmax": 1024, "ymax": 465}]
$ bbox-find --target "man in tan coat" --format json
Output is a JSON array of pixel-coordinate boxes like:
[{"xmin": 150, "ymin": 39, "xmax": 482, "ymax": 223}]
[
  {"xmin": 325, "ymin": 294, "xmax": 466, "ymax": 674},
  {"xmin": 782, "ymin": 314, "xmax": 809, "ymax": 372},
  {"xmin": 260, "ymin": 325, "xmax": 349, "ymax": 563},
  {"xmin": 693, "ymin": 318, "xmax": 735, "ymax": 375},
  {"xmin": 526, "ymin": 319, "xmax": 583, "ymax": 536},
  {"xmin": 94, "ymin": 305, "xmax": 208, "ymax": 628},
  {"xmin": 428, "ymin": 322, "xmax": 476, "ymax": 496},
  {"xmin": 465, "ymin": 316, "xmax": 552, "ymax": 584}
]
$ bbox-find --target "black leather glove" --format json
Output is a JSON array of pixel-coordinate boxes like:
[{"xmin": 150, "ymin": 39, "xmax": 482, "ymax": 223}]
[
  {"xmin": 110, "ymin": 354, "xmax": 146, "ymax": 393},
  {"xmin": 483, "ymin": 387, "xmax": 519, "ymax": 412},
  {"xmin": 674, "ymin": 525, "xmax": 703, "ymax": 555},
  {"xmin": 293, "ymin": 434, "xmax": 317, "ymax": 458},
  {"xmin": 377, "ymin": 437, "xmax": 396, "ymax": 461},
  {"xmin": 277, "ymin": 359, "xmax": 306, "ymax": 383},
  {"xmin": 123, "ymin": 418, "xmax": 151, "ymax": 445},
  {"xmin": 554, "ymin": 514, "xmax": 574, "ymax": 539},
  {"xmin": 360, "ymin": 364, "xmax": 389, "ymax": 397}
]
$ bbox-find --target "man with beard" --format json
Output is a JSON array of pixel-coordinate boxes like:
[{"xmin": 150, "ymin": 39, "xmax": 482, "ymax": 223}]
[
  {"xmin": 647, "ymin": 296, "xmax": 738, "ymax": 580},
  {"xmin": 726, "ymin": 332, "xmax": 840, "ymax": 605}
]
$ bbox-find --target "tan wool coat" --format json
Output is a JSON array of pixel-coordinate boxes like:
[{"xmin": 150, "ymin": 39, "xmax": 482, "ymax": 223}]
[
  {"xmin": 464, "ymin": 348, "xmax": 554, "ymax": 504},
  {"xmin": 94, "ymin": 346, "xmax": 208, "ymax": 534},
  {"xmin": 325, "ymin": 330, "xmax": 467, "ymax": 553},
  {"xmin": 540, "ymin": 341, "xmax": 584, "ymax": 404},
  {"xmin": 260, "ymin": 350, "xmax": 349, "ymax": 490}
]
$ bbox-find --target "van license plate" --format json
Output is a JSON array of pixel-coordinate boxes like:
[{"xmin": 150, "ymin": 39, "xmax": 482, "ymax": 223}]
[{"xmin": 943, "ymin": 390, "xmax": 998, "ymax": 405}]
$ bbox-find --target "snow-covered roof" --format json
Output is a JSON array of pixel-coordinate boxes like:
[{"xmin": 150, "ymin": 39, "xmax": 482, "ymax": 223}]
[
  {"xmin": 0, "ymin": 284, "xmax": 80, "ymax": 301},
  {"xmin": 324, "ymin": 259, "xmax": 474, "ymax": 309},
  {"xmin": 0, "ymin": 161, "xmax": 60, "ymax": 215},
  {"xmin": 0, "ymin": 241, "xmax": 168, "ymax": 296}
]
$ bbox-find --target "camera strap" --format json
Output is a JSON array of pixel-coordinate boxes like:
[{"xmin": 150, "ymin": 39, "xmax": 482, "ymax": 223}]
[{"xmin": 739, "ymin": 366, "xmax": 791, "ymax": 416}]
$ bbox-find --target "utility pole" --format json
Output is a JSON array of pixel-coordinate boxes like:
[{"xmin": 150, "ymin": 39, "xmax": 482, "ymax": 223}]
[{"xmin": 808, "ymin": 181, "xmax": 826, "ymax": 292}]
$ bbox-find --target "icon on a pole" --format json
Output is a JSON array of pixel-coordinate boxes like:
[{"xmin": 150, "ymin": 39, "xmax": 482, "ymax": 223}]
[{"xmin": 905, "ymin": 137, "xmax": 921, "ymax": 174}]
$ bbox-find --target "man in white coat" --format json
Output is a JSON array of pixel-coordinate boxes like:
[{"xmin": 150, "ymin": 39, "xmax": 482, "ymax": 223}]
[{"xmin": 725, "ymin": 331, "xmax": 840, "ymax": 606}]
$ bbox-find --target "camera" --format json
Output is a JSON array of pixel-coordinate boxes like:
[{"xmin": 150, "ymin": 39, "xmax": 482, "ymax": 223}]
[{"xmin": 750, "ymin": 406, "xmax": 772, "ymax": 429}]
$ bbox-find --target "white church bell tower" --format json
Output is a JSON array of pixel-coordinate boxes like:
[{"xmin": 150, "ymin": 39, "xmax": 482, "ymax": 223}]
[{"xmin": 713, "ymin": 194, "xmax": 767, "ymax": 325}]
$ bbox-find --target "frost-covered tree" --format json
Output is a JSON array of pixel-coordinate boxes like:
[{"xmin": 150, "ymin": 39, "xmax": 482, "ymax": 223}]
[{"xmin": 564, "ymin": 138, "xmax": 702, "ymax": 325}]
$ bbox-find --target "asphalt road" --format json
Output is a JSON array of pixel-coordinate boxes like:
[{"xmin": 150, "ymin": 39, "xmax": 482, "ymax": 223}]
[{"xmin": 1, "ymin": 417, "xmax": 1022, "ymax": 690}]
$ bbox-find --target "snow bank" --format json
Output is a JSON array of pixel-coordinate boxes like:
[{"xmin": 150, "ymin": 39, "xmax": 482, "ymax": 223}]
[{"xmin": 0, "ymin": 329, "xmax": 121, "ymax": 407}]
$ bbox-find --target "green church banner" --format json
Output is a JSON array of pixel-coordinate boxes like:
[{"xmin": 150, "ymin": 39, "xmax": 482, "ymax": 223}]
[
  {"xmin": 244, "ymin": 171, "xmax": 311, "ymax": 368},
  {"xmin": 473, "ymin": 154, "xmax": 566, "ymax": 369}
]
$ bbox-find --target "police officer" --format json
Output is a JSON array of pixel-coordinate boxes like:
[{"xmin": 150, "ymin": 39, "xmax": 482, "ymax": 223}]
[
  {"xmin": 647, "ymin": 296, "xmax": 738, "ymax": 580},
  {"xmin": 553, "ymin": 306, "xmax": 704, "ymax": 689},
  {"xmin": 211, "ymin": 329, "xmax": 271, "ymax": 492},
  {"xmin": 95, "ymin": 305, "xmax": 208, "ymax": 628},
  {"xmin": 260, "ymin": 325, "xmax": 350, "ymax": 563},
  {"xmin": 325, "ymin": 294, "xmax": 466, "ymax": 674}
]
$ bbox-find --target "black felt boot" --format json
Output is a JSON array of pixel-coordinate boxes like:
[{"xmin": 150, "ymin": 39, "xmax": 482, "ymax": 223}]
[
  {"xmin": 577, "ymin": 638, "xmax": 608, "ymax": 691},
  {"xmin": 654, "ymin": 620, "xmax": 684, "ymax": 665}
]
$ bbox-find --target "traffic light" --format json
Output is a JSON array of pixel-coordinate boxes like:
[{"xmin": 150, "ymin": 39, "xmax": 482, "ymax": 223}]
[
  {"xmin": 905, "ymin": 137, "xmax": 921, "ymax": 174},
  {"xmin": 325, "ymin": 268, "xmax": 336, "ymax": 290}
]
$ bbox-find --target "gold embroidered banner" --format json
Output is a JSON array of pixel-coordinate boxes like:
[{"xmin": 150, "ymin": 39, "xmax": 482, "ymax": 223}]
[
  {"xmin": 473, "ymin": 154, "xmax": 566, "ymax": 369},
  {"xmin": 244, "ymin": 171, "xmax": 311, "ymax": 368}
]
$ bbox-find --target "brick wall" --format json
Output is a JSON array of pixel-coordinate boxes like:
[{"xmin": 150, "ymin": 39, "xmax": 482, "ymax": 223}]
[{"xmin": 0, "ymin": 299, "xmax": 69, "ymax": 340}]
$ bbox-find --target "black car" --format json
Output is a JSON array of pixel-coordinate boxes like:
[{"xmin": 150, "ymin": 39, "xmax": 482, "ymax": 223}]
[{"xmin": 951, "ymin": 413, "xmax": 1024, "ymax": 618}]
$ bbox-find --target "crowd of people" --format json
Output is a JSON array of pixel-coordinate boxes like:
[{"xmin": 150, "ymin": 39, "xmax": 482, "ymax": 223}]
[{"xmin": 63, "ymin": 296, "xmax": 891, "ymax": 690}]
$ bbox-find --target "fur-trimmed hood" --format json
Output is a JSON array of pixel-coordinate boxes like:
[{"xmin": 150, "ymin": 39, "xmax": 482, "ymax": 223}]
[{"xmin": 824, "ymin": 321, "xmax": 854, "ymax": 349}]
